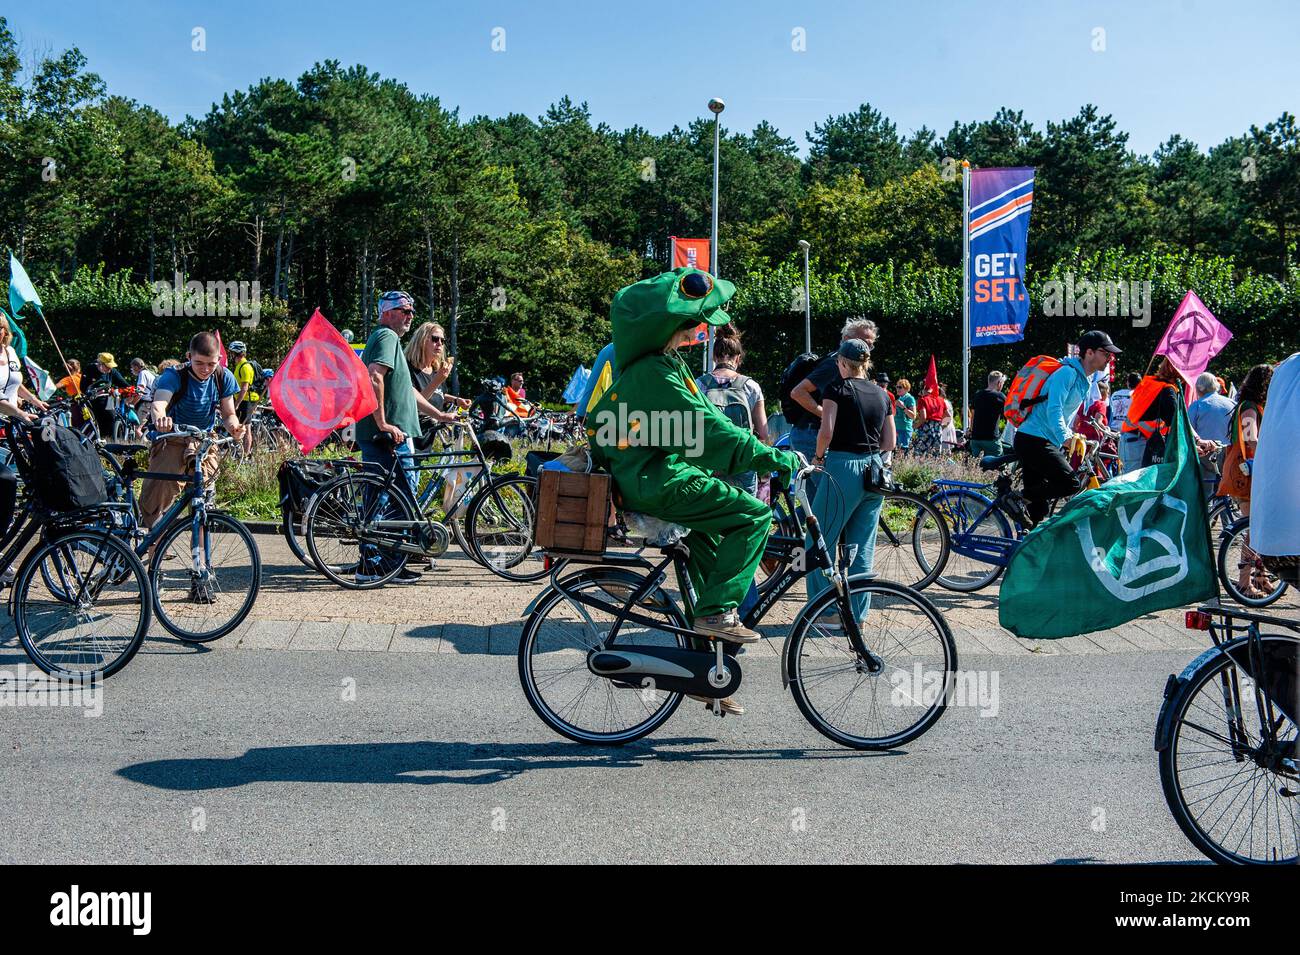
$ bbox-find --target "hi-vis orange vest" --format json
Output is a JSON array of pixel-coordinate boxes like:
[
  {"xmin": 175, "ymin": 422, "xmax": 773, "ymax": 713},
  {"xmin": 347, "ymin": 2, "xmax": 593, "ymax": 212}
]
[{"xmin": 1121, "ymin": 376, "xmax": 1178, "ymax": 439}]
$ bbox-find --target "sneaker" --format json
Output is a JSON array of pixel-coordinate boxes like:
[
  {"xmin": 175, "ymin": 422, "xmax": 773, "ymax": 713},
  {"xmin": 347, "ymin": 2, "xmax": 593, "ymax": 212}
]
[
  {"xmin": 392, "ymin": 568, "xmax": 423, "ymax": 584},
  {"xmin": 0, "ymin": 567, "xmax": 14, "ymax": 587},
  {"xmin": 694, "ymin": 611, "xmax": 761, "ymax": 644},
  {"xmin": 812, "ymin": 615, "xmax": 866, "ymax": 634}
]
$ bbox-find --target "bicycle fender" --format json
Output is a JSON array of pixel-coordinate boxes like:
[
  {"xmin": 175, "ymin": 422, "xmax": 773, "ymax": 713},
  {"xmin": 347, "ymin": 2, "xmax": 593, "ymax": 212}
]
[{"xmin": 1154, "ymin": 646, "xmax": 1223, "ymax": 751}]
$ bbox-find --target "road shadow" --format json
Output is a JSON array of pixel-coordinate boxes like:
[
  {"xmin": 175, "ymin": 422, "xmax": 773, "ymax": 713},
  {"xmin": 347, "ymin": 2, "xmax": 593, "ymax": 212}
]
[{"xmin": 117, "ymin": 737, "xmax": 886, "ymax": 789}]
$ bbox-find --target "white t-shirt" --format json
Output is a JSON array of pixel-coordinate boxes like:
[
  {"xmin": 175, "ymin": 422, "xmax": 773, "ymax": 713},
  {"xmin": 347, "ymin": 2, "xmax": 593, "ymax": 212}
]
[
  {"xmin": 1250, "ymin": 352, "xmax": 1299, "ymax": 556},
  {"xmin": 136, "ymin": 367, "xmax": 157, "ymax": 402},
  {"xmin": 0, "ymin": 346, "xmax": 23, "ymax": 405},
  {"xmin": 1108, "ymin": 389, "xmax": 1133, "ymax": 429}
]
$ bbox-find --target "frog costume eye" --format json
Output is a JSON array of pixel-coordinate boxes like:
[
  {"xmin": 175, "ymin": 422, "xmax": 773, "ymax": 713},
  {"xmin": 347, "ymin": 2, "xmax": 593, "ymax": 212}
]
[{"xmin": 678, "ymin": 271, "xmax": 713, "ymax": 300}]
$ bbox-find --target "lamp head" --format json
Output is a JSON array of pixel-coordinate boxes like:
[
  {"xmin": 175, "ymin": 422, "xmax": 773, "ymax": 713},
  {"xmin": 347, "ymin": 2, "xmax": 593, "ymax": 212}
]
[{"xmin": 707, "ymin": 97, "xmax": 726, "ymax": 114}]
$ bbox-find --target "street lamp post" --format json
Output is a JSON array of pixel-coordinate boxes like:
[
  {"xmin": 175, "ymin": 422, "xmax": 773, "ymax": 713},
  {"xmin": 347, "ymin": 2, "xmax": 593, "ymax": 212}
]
[
  {"xmin": 797, "ymin": 239, "xmax": 811, "ymax": 353},
  {"xmin": 706, "ymin": 96, "xmax": 725, "ymax": 372}
]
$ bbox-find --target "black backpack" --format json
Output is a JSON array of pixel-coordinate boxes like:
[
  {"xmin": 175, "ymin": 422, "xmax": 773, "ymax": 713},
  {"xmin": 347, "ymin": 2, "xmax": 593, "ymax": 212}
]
[
  {"xmin": 11, "ymin": 421, "xmax": 108, "ymax": 512},
  {"xmin": 779, "ymin": 352, "xmax": 825, "ymax": 423}
]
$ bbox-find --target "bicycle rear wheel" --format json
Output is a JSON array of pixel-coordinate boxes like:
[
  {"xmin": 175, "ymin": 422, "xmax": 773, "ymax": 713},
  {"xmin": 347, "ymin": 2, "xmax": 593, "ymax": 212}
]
[
  {"xmin": 874, "ymin": 491, "xmax": 948, "ymax": 590},
  {"xmin": 786, "ymin": 577, "xmax": 957, "ymax": 750},
  {"xmin": 150, "ymin": 511, "xmax": 261, "ymax": 642},
  {"xmin": 518, "ymin": 569, "xmax": 686, "ymax": 745},
  {"xmin": 927, "ymin": 488, "xmax": 1011, "ymax": 592},
  {"xmin": 1159, "ymin": 636, "xmax": 1299, "ymax": 864},
  {"xmin": 465, "ymin": 475, "xmax": 546, "ymax": 582},
  {"xmin": 305, "ymin": 471, "xmax": 415, "ymax": 589},
  {"xmin": 15, "ymin": 530, "xmax": 150, "ymax": 679}
]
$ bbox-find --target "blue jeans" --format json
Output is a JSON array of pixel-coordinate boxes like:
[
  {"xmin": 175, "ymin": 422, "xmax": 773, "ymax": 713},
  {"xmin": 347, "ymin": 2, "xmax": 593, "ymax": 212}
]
[
  {"xmin": 358, "ymin": 437, "xmax": 419, "ymax": 575},
  {"xmin": 1119, "ymin": 434, "xmax": 1145, "ymax": 473},
  {"xmin": 804, "ymin": 451, "xmax": 885, "ymax": 623},
  {"xmin": 787, "ymin": 426, "xmax": 822, "ymax": 496}
]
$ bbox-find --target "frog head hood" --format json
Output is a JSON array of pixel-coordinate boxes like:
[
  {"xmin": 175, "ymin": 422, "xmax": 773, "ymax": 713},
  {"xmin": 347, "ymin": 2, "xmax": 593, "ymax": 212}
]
[{"xmin": 610, "ymin": 268, "xmax": 735, "ymax": 371}]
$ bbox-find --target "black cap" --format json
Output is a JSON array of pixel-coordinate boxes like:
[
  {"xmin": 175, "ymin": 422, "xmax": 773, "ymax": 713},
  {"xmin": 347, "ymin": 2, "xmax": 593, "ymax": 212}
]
[
  {"xmin": 1078, "ymin": 330, "xmax": 1121, "ymax": 355},
  {"xmin": 874, "ymin": 371, "xmax": 890, "ymax": 384},
  {"xmin": 838, "ymin": 339, "xmax": 870, "ymax": 362}
]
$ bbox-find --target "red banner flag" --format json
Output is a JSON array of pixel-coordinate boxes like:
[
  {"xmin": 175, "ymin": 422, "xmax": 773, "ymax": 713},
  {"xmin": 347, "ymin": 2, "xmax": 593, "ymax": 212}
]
[
  {"xmin": 214, "ymin": 329, "xmax": 228, "ymax": 368},
  {"xmin": 269, "ymin": 309, "xmax": 377, "ymax": 452},
  {"xmin": 924, "ymin": 355, "xmax": 939, "ymax": 395},
  {"xmin": 669, "ymin": 236, "xmax": 710, "ymax": 271}
]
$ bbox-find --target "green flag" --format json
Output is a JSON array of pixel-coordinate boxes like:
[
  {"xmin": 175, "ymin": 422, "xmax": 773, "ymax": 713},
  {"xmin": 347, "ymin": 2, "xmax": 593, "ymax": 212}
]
[{"xmin": 999, "ymin": 400, "xmax": 1216, "ymax": 638}]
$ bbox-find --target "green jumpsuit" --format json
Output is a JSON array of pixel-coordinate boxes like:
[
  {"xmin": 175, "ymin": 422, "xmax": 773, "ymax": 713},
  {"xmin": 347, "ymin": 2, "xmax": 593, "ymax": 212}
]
[{"xmin": 587, "ymin": 268, "xmax": 799, "ymax": 620}]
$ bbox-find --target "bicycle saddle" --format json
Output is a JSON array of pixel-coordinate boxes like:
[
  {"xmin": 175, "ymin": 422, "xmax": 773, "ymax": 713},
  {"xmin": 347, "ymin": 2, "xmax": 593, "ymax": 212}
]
[{"xmin": 979, "ymin": 451, "xmax": 1019, "ymax": 471}]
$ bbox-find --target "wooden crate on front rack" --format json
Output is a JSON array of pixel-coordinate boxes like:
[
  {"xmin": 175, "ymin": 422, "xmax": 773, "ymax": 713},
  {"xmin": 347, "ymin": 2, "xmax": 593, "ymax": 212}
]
[{"xmin": 534, "ymin": 469, "xmax": 610, "ymax": 558}]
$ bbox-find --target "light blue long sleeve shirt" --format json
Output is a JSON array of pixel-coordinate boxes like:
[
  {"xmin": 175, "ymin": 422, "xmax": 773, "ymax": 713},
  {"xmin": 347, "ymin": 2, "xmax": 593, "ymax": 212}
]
[{"xmin": 1016, "ymin": 356, "xmax": 1091, "ymax": 447}]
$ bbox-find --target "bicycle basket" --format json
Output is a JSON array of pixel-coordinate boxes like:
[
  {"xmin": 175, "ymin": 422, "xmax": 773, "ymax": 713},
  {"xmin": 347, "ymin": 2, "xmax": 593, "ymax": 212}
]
[{"xmin": 278, "ymin": 458, "xmax": 354, "ymax": 519}]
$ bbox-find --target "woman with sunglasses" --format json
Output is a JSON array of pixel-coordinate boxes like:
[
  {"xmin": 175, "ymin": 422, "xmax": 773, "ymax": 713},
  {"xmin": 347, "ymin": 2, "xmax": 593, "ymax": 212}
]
[
  {"xmin": 405, "ymin": 322, "xmax": 470, "ymax": 445},
  {"xmin": 586, "ymin": 268, "xmax": 799, "ymax": 716}
]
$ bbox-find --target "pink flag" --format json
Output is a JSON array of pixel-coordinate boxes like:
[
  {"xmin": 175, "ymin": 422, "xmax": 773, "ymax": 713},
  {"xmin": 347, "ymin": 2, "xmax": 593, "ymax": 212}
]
[
  {"xmin": 269, "ymin": 309, "xmax": 378, "ymax": 453},
  {"xmin": 214, "ymin": 329, "xmax": 229, "ymax": 368},
  {"xmin": 1156, "ymin": 290, "xmax": 1232, "ymax": 404}
]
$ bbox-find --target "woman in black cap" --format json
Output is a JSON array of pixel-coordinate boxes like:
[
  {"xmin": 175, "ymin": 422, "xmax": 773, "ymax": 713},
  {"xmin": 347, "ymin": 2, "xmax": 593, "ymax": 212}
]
[{"xmin": 806, "ymin": 337, "xmax": 896, "ymax": 627}]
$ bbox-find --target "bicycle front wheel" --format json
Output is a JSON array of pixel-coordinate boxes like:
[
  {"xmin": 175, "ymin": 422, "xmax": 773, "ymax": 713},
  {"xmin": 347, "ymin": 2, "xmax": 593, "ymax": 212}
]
[
  {"xmin": 1218, "ymin": 519, "xmax": 1287, "ymax": 608},
  {"xmin": 1159, "ymin": 636, "xmax": 1299, "ymax": 864},
  {"xmin": 305, "ymin": 471, "xmax": 415, "ymax": 589},
  {"xmin": 150, "ymin": 511, "xmax": 261, "ymax": 642},
  {"xmin": 786, "ymin": 577, "xmax": 957, "ymax": 750},
  {"xmin": 16, "ymin": 530, "xmax": 150, "ymax": 679},
  {"xmin": 465, "ymin": 475, "xmax": 546, "ymax": 582}
]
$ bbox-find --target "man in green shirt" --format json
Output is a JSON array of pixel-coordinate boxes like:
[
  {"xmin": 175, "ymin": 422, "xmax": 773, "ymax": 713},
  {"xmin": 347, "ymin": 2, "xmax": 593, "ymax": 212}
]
[{"xmin": 356, "ymin": 290, "xmax": 458, "ymax": 583}]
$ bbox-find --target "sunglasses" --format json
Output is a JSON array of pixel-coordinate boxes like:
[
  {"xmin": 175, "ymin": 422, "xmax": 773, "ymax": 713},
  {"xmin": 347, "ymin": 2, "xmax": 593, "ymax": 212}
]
[{"xmin": 428, "ymin": 336, "xmax": 445, "ymax": 344}]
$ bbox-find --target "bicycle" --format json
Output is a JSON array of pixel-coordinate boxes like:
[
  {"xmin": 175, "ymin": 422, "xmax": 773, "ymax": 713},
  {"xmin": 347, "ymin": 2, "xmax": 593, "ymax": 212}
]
[
  {"xmin": 88, "ymin": 425, "xmax": 262, "ymax": 642},
  {"xmin": 921, "ymin": 427, "xmax": 1117, "ymax": 592},
  {"xmin": 303, "ymin": 421, "xmax": 543, "ymax": 587},
  {"xmin": 2, "ymin": 420, "xmax": 152, "ymax": 678},
  {"xmin": 762, "ymin": 433, "xmax": 949, "ymax": 591},
  {"xmin": 1155, "ymin": 601, "xmax": 1298, "ymax": 864},
  {"xmin": 517, "ymin": 455, "xmax": 957, "ymax": 749}
]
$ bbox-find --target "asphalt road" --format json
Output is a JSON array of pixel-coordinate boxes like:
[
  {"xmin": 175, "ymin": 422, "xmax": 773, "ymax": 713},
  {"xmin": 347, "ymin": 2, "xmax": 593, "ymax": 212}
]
[{"xmin": 0, "ymin": 642, "xmax": 1209, "ymax": 864}]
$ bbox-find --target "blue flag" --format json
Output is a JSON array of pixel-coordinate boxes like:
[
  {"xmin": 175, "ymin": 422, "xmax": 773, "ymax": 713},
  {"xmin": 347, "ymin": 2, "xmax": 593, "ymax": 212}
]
[{"xmin": 967, "ymin": 167, "xmax": 1034, "ymax": 346}]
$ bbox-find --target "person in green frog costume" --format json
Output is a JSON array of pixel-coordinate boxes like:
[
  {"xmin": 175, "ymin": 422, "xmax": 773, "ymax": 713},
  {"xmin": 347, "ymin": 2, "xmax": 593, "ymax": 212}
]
[{"xmin": 586, "ymin": 268, "xmax": 800, "ymax": 668}]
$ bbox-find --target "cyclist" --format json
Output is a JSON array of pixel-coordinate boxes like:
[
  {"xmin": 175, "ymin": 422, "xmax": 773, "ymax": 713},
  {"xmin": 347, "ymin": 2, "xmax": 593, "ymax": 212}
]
[
  {"xmin": 144, "ymin": 332, "xmax": 244, "ymax": 601},
  {"xmin": 228, "ymin": 341, "xmax": 259, "ymax": 452},
  {"xmin": 1250, "ymin": 352, "xmax": 1299, "ymax": 586},
  {"xmin": 1013, "ymin": 330, "xmax": 1119, "ymax": 527},
  {"xmin": 587, "ymin": 268, "xmax": 798, "ymax": 653}
]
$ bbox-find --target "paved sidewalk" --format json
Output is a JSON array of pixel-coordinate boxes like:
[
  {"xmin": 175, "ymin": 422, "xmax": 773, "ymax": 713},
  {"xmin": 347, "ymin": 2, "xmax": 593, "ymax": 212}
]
[{"xmin": 135, "ymin": 534, "xmax": 1297, "ymax": 657}]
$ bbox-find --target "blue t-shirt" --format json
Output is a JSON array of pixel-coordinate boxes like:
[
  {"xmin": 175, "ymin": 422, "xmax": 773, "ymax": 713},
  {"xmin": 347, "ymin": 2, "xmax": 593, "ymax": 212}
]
[{"xmin": 155, "ymin": 366, "xmax": 240, "ymax": 430}]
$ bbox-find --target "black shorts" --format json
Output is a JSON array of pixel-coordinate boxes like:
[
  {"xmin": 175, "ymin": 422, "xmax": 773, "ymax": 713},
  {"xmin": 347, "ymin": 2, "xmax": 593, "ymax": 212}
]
[{"xmin": 236, "ymin": 400, "xmax": 255, "ymax": 424}]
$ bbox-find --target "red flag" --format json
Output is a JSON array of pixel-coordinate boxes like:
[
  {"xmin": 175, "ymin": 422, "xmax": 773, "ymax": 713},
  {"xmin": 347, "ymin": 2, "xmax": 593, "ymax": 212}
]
[
  {"xmin": 669, "ymin": 237, "xmax": 710, "ymax": 270},
  {"xmin": 924, "ymin": 355, "xmax": 939, "ymax": 395},
  {"xmin": 214, "ymin": 329, "xmax": 228, "ymax": 368},
  {"xmin": 269, "ymin": 309, "xmax": 377, "ymax": 453}
]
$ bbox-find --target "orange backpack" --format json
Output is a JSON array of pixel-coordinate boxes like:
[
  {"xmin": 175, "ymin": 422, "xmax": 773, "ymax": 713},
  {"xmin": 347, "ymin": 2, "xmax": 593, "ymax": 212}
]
[{"xmin": 1003, "ymin": 355, "xmax": 1062, "ymax": 426}]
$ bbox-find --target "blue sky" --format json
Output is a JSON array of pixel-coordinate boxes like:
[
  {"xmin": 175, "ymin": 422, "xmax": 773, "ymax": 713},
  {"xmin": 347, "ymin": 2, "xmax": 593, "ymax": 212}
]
[{"xmin": 7, "ymin": 0, "xmax": 1297, "ymax": 155}]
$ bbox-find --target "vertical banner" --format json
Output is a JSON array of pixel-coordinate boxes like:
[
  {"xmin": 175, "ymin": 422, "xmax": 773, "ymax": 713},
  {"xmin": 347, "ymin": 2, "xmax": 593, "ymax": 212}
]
[
  {"xmin": 967, "ymin": 167, "xmax": 1035, "ymax": 347},
  {"xmin": 669, "ymin": 237, "xmax": 710, "ymax": 271}
]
